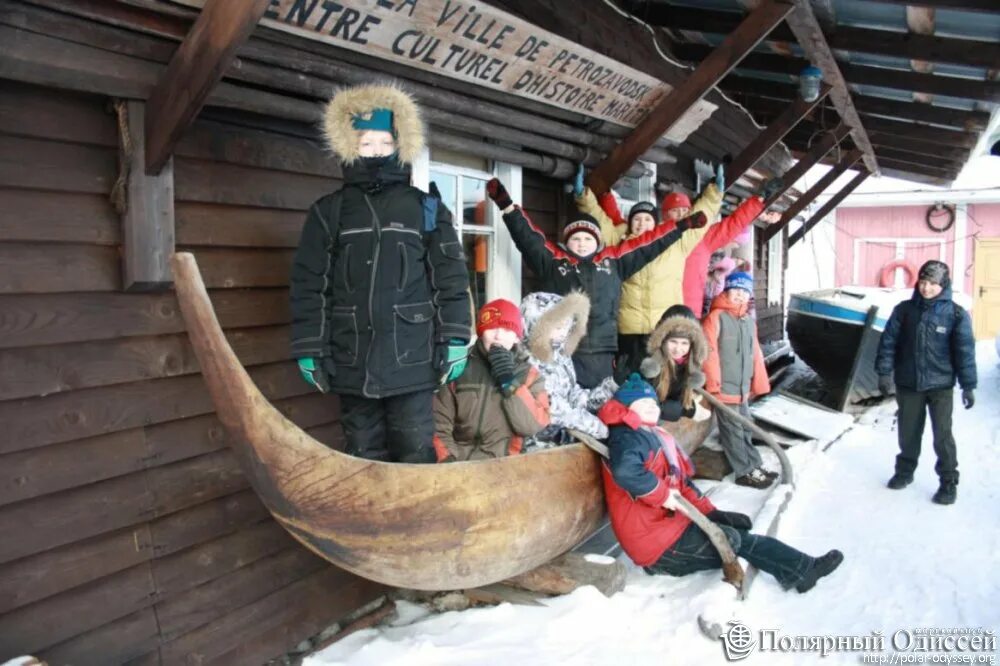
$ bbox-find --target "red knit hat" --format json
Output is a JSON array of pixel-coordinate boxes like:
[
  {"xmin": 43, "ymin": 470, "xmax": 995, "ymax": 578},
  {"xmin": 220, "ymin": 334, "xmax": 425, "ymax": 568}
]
[
  {"xmin": 477, "ymin": 299, "xmax": 523, "ymax": 339},
  {"xmin": 661, "ymin": 192, "xmax": 692, "ymax": 214}
]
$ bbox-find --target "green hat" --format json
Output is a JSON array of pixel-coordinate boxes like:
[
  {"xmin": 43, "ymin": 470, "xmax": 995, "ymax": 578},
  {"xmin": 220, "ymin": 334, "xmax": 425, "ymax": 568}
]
[{"xmin": 351, "ymin": 108, "xmax": 394, "ymax": 133}]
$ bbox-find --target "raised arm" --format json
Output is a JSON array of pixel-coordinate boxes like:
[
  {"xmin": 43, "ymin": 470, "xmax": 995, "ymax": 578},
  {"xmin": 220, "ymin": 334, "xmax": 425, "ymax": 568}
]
[
  {"xmin": 576, "ymin": 187, "xmax": 626, "ymax": 246},
  {"xmin": 487, "ymin": 178, "xmax": 561, "ymax": 278},
  {"xmin": 612, "ymin": 212, "xmax": 708, "ymax": 281}
]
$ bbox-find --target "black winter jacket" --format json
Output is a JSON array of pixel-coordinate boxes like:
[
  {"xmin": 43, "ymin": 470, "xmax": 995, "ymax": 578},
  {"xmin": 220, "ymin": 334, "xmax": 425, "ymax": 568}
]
[
  {"xmin": 290, "ymin": 159, "xmax": 472, "ymax": 398},
  {"xmin": 502, "ymin": 207, "xmax": 687, "ymax": 354},
  {"xmin": 875, "ymin": 285, "xmax": 977, "ymax": 392}
]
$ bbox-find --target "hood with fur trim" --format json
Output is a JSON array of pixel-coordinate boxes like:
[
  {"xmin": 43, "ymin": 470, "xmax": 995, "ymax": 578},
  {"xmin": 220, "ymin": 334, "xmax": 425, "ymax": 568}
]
[
  {"xmin": 322, "ymin": 83, "xmax": 424, "ymax": 165},
  {"xmin": 642, "ymin": 314, "xmax": 708, "ymax": 379},
  {"xmin": 521, "ymin": 292, "xmax": 590, "ymax": 363}
]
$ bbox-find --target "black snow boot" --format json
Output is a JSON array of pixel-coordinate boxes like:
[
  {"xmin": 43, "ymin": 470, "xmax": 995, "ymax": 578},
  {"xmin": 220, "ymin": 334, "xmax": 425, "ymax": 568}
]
[
  {"xmin": 795, "ymin": 550, "xmax": 844, "ymax": 593},
  {"xmin": 932, "ymin": 480, "xmax": 957, "ymax": 505},
  {"xmin": 887, "ymin": 472, "xmax": 913, "ymax": 489}
]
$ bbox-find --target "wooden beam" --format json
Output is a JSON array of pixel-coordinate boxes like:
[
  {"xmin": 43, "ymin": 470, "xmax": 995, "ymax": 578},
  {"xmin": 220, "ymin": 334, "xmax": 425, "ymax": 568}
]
[
  {"xmin": 764, "ymin": 123, "xmax": 851, "ymax": 206},
  {"xmin": 585, "ymin": 0, "xmax": 795, "ymax": 194},
  {"xmin": 858, "ymin": 0, "xmax": 1000, "ymax": 13},
  {"xmin": 873, "ymin": 145, "xmax": 965, "ymax": 172},
  {"xmin": 788, "ymin": 170, "xmax": 871, "ymax": 247},
  {"xmin": 860, "ymin": 116, "xmax": 979, "ymax": 148},
  {"xmin": 828, "ymin": 27, "xmax": 1000, "ymax": 69},
  {"xmin": 119, "ymin": 100, "xmax": 175, "ymax": 291},
  {"xmin": 727, "ymin": 83, "xmax": 831, "ymax": 187},
  {"xmin": 877, "ymin": 156, "xmax": 959, "ymax": 179},
  {"xmin": 761, "ymin": 148, "xmax": 861, "ymax": 243},
  {"xmin": 853, "ymin": 95, "xmax": 990, "ymax": 132},
  {"xmin": 144, "ymin": 0, "xmax": 271, "ymax": 174},
  {"xmin": 867, "ymin": 132, "xmax": 972, "ymax": 161}
]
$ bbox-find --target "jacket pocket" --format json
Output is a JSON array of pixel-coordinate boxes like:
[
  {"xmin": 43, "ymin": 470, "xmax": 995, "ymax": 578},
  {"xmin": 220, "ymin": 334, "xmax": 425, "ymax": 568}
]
[
  {"xmin": 393, "ymin": 301, "xmax": 434, "ymax": 367},
  {"xmin": 329, "ymin": 306, "xmax": 359, "ymax": 367}
]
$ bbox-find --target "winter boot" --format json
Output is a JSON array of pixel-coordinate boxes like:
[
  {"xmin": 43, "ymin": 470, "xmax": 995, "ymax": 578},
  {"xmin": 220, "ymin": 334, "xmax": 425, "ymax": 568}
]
[
  {"xmin": 932, "ymin": 480, "xmax": 957, "ymax": 505},
  {"xmin": 794, "ymin": 550, "xmax": 844, "ymax": 593},
  {"xmin": 735, "ymin": 468, "xmax": 773, "ymax": 489},
  {"xmin": 886, "ymin": 472, "xmax": 913, "ymax": 490}
]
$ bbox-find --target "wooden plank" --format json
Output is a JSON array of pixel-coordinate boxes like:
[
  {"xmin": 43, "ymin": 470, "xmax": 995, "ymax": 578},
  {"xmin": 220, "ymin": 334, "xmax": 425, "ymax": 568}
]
[
  {"xmin": 181, "ymin": 247, "xmax": 296, "ymax": 288},
  {"xmin": 765, "ymin": 123, "xmax": 851, "ymax": 207},
  {"xmin": 150, "ymin": 520, "xmax": 292, "ymax": 598},
  {"xmin": 147, "ymin": 488, "xmax": 268, "ymax": 559},
  {"xmin": 783, "ymin": 2, "xmax": 879, "ymax": 176},
  {"xmin": 0, "ymin": 562, "xmax": 156, "ymax": 656},
  {"xmin": 828, "ymin": 25, "xmax": 1000, "ymax": 69},
  {"xmin": 0, "ymin": 449, "xmax": 251, "ymax": 565},
  {"xmin": 853, "ymin": 94, "xmax": 991, "ymax": 132},
  {"xmin": 144, "ymin": 0, "xmax": 271, "ymax": 173},
  {"xmin": 760, "ymin": 148, "xmax": 861, "ymax": 243},
  {"xmin": 837, "ymin": 115, "xmax": 979, "ymax": 149},
  {"xmin": 0, "ymin": 134, "xmax": 115, "ymax": 194},
  {"xmin": 0, "ymin": 288, "xmax": 290, "ymax": 349},
  {"xmin": 156, "ymin": 547, "xmax": 325, "ymax": 641},
  {"xmin": 0, "ymin": 324, "xmax": 291, "ymax": 402},
  {"xmin": 873, "ymin": 145, "xmax": 965, "ymax": 172},
  {"xmin": 861, "ymin": 0, "xmax": 1000, "ymax": 12},
  {"xmin": 175, "ymin": 202, "xmax": 304, "ymax": 248},
  {"xmin": 0, "ymin": 524, "xmax": 152, "ymax": 615},
  {"xmin": 586, "ymin": 0, "xmax": 794, "ymax": 194},
  {"xmin": 0, "ymin": 189, "xmax": 119, "ymax": 244},
  {"xmin": 788, "ymin": 170, "xmax": 871, "ymax": 247},
  {"xmin": 867, "ymin": 132, "xmax": 972, "ymax": 162},
  {"xmin": 38, "ymin": 608, "xmax": 161, "ymax": 666},
  {"xmin": 0, "ymin": 243, "xmax": 119, "ymax": 293},
  {"xmin": 159, "ymin": 566, "xmax": 372, "ymax": 665},
  {"xmin": 121, "ymin": 100, "xmax": 176, "ymax": 291},
  {"xmin": 876, "ymin": 156, "xmax": 958, "ymax": 179},
  {"xmin": 726, "ymin": 84, "xmax": 831, "ymax": 188},
  {"xmin": 173, "ymin": 156, "xmax": 334, "ymax": 210},
  {"xmin": 0, "ymin": 79, "xmax": 117, "ymax": 146}
]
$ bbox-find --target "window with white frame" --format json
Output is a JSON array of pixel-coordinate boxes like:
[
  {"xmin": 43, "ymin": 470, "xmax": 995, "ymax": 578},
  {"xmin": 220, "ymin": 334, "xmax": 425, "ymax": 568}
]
[
  {"xmin": 411, "ymin": 148, "xmax": 522, "ymax": 313},
  {"xmin": 766, "ymin": 230, "xmax": 783, "ymax": 305}
]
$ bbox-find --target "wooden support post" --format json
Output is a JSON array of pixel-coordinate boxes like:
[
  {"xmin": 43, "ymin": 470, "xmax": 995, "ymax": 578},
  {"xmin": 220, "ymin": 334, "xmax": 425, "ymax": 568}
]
[
  {"xmin": 761, "ymin": 148, "xmax": 860, "ymax": 243},
  {"xmin": 726, "ymin": 83, "xmax": 831, "ymax": 188},
  {"xmin": 119, "ymin": 100, "xmax": 175, "ymax": 292},
  {"xmin": 145, "ymin": 0, "xmax": 271, "ymax": 174},
  {"xmin": 585, "ymin": 0, "xmax": 795, "ymax": 194},
  {"xmin": 764, "ymin": 123, "xmax": 850, "ymax": 207},
  {"xmin": 788, "ymin": 170, "xmax": 871, "ymax": 247},
  {"xmin": 783, "ymin": 2, "xmax": 880, "ymax": 176}
]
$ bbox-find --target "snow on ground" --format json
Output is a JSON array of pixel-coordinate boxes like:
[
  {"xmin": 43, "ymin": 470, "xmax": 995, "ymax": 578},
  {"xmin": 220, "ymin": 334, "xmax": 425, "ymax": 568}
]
[{"xmin": 306, "ymin": 342, "xmax": 1000, "ymax": 666}]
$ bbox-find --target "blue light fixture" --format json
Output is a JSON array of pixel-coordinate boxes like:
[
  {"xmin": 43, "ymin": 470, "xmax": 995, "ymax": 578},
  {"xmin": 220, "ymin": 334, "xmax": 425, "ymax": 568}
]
[{"xmin": 798, "ymin": 65, "xmax": 823, "ymax": 102}]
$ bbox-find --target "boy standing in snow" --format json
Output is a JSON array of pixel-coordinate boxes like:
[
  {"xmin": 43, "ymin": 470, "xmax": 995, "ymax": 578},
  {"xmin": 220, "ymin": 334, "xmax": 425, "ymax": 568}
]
[
  {"xmin": 432, "ymin": 299, "xmax": 550, "ymax": 462},
  {"xmin": 702, "ymin": 272, "xmax": 776, "ymax": 488},
  {"xmin": 290, "ymin": 84, "xmax": 472, "ymax": 463},
  {"xmin": 600, "ymin": 374, "xmax": 843, "ymax": 592},
  {"xmin": 876, "ymin": 260, "xmax": 977, "ymax": 505},
  {"xmin": 485, "ymin": 178, "xmax": 707, "ymax": 389}
]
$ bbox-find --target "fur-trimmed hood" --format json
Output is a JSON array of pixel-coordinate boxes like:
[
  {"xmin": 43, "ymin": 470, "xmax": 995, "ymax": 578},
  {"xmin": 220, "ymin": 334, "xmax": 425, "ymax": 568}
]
[
  {"xmin": 322, "ymin": 83, "xmax": 425, "ymax": 164},
  {"xmin": 521, "ymin": 292, "xmax": 590, "ymax": 362},
  {"xmin": 640, "ymin": 314, "xmax": 708, "ymax": 387}
]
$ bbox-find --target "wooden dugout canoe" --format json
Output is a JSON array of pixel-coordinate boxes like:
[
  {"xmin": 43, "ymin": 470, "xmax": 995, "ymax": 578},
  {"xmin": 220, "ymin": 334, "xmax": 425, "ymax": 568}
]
[
  {"xmin": 170, "ymin": 252, "xmax": 606, "ymax": 591},
  {"xmin": 171, "ymin": 253, "xmax": 714, "ymax": 590}
]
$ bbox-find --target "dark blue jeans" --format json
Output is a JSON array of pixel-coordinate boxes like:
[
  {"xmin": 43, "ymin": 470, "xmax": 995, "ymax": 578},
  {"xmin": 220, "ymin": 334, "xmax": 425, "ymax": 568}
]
[{"xmin": 644, "ymin": 523, "xmax": 814, "ymax": 589}]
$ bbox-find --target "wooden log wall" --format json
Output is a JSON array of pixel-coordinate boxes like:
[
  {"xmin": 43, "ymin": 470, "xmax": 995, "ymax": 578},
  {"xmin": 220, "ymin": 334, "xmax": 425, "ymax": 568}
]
[{"xmin": 0, "ymin": 80, "xmax": 386, "ymax": 665}]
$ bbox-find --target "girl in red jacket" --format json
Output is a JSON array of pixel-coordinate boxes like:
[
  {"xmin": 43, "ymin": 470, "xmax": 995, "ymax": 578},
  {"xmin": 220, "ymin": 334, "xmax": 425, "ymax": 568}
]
[{"xmin": 600, "ymin": 374, "xmax": 843, "ymax": 592}]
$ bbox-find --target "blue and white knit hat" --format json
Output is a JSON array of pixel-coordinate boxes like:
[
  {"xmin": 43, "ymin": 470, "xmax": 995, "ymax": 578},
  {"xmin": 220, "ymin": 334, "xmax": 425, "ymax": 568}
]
[
  {"xmin": 614, "ymin": 373, "xmax": 659, "ymax": 406},
  {"xmin": 724, "ymin": 271, "xmax": 754, "ymax": 293}
]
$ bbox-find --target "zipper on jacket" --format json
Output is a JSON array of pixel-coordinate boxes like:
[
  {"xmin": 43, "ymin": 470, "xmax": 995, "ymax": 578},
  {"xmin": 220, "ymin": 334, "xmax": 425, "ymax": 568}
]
[
  {"xmin": 362, "ymin": 194, "xmax": 382, "ymax": 398},
  {"xmin": 473, "ymin": 373, "xmax": 494, "ymax": 451}
]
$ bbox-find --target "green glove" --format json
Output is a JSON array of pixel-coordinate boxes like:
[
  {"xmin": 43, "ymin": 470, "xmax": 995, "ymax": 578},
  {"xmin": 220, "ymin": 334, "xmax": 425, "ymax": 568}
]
[
  {"xmin": 437, "ymin": 339, "xmax": 469, "ymax": 384},
  {"xmin": 297, "ymin": 357, "xmax": 332, "ymax": 393}
]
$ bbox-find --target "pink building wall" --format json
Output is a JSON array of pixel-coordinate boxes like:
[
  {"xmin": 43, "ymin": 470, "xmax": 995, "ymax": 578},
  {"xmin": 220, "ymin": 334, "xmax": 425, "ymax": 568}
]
[{"xmin": 833, "ymin": 203, "xmax": 1000, "ymax": 299}]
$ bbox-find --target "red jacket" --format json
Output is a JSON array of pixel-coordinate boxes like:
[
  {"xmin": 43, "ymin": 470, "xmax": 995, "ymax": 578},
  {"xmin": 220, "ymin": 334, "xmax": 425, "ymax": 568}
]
[{"xmin": 598, "ymin": 400, "xmax": 715, "ymax": 566}]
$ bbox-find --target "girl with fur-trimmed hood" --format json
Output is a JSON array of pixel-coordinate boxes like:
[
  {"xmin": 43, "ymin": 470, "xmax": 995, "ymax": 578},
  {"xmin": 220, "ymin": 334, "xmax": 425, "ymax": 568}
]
[
  {"xmin": 290, "ymin": 83, "xmax": 472, "ymax": 464},
  {"xmin": 639, "ymin": 305, "xmax": 712, "ymax": 423},
  {"xmin": 520, "ymin": 292, "xmax": 617, "ymax": 445}
]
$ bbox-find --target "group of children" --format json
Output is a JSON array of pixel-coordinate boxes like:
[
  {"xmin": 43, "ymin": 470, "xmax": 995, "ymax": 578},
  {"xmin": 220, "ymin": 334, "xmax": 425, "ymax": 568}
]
[{"xmin": 289, "ymin": 82, "xmax": 843, "ymax": 592}]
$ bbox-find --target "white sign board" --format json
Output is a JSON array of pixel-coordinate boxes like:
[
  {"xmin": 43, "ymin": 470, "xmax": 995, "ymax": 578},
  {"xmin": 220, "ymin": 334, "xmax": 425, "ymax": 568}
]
[{"xmin": 175, "ymin": 0, "xmax": 717, "ymax": 141}]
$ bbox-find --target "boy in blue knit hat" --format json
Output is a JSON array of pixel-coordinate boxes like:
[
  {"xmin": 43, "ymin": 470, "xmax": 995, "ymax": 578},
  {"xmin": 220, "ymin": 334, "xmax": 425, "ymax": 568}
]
[{"xmin": 598, "ymin": 373, "xmax": 844, "ymax": 592}]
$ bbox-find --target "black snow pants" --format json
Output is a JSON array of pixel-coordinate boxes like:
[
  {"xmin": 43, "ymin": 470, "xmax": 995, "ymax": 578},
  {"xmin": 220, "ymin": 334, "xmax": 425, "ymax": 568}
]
[
  {"xmin": 339, "ymin": 390, "xmax": 437, "ymax": 464},
  {"xmin": 895, "ymin": 387, "xmax": 958, "ymax": 483},
  {"xmin": 572, "ymin": 351, "xmax": 616, "ymax": 389}
]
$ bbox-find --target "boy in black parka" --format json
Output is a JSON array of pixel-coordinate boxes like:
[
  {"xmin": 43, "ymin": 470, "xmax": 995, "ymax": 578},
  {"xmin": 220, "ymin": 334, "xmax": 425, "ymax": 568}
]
[
  {"xmin": 875, "ymin": 260, "xmax": 977, "ymax": 504},
  {"xmin": 290, "ymin": 84, "xmax": 472, "ymax": 463},
  {"xmin": 485, "ymin": 178, "xmax": 707, "ymax": 389}
]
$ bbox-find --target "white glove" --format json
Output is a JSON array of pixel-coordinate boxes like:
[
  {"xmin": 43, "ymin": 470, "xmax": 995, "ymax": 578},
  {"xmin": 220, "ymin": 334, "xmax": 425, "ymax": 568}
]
[{"xmin": 692, "ymin": 398, "xmax": 712, "ymax": 422}]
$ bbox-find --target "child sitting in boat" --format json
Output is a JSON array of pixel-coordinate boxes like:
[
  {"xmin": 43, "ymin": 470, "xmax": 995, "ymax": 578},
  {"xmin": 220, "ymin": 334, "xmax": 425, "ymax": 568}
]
[
  {"xmin": 520, "ymin": 292, "xmax": 618, "ymax": 447},
  {"xmin": 485, "ymin": 177, "xmax": 707, "ymax": 389},
  {"xmin": 639, "ymin": 305, "xmax": 712, "ymax": 423},
  {"xmin": 432, "ymin": 299, "xmax": 550, "ymax": 462},
  {"xmin": 702, "ymin": 272, "xmax": 776, "ymax": 489},
  {"xmin": 599, "ymin": 374, "xmax": 844, "ymax": 593}
]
